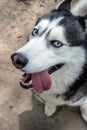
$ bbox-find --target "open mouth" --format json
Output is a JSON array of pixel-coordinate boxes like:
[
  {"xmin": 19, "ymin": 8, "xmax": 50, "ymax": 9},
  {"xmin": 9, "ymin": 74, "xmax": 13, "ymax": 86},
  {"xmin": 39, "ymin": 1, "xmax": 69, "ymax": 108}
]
[{"xmin": 20, "ymin": 64, "xmax": 64, "ymax": 93}]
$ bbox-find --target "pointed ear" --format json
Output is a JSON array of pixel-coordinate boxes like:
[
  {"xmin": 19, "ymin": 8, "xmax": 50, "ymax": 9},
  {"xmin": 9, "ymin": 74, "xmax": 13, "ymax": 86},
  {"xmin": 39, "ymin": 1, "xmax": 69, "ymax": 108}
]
[{"xmin": 56, "ymin": 0, "xmax": 72, "ymax": 12}]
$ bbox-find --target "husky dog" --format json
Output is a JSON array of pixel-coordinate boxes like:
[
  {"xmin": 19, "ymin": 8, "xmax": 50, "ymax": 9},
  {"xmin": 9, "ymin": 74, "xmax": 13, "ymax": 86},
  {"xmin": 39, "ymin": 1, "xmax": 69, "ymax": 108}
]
[{"xmin": 11, "ymin": 0, "xmax": 87, "ymax": 122}]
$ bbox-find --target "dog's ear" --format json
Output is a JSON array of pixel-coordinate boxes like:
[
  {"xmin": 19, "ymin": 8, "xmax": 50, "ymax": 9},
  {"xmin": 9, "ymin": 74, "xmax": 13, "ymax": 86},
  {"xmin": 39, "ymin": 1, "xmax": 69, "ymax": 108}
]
[{"xmin": 56, "ymin": 0, "xmax": 72, "ymax": 12}]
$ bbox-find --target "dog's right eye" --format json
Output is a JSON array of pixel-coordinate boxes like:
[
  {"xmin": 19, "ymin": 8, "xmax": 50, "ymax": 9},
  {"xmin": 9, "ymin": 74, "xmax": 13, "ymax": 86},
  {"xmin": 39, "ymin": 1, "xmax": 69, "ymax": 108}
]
[
  {"xmin": 50, "ymin": 40, "xmax": 63, "ymax": 48},
  {"xmin": 32, "ymin": 28, "xmax": 39, "ymax": 36}
]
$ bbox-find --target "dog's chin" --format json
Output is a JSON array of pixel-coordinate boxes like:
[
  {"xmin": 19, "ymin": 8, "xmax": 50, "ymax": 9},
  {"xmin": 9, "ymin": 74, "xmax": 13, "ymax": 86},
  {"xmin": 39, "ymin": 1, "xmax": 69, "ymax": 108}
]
[{"xmin": 20, "ymin": 63, "xmax": 65, "ymax": 93}]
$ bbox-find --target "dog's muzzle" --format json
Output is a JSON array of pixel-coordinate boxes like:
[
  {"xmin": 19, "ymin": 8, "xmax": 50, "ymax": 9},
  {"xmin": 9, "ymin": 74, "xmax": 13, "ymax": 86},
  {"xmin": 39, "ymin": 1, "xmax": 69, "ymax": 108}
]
[
  {"xmin": 11, "ymin": 53, "xmax": 65, "ymax": 93},
  {"xmin": 11, "ymin": 53, "xmax": 28, "ymax": 69}
]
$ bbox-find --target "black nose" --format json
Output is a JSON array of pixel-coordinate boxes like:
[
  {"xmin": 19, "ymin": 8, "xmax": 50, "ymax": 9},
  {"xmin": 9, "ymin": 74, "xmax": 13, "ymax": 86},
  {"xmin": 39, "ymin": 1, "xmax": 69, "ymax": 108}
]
[{"xmin": 11, "ymin": 53, "xmax": 28, "ymax": 69}]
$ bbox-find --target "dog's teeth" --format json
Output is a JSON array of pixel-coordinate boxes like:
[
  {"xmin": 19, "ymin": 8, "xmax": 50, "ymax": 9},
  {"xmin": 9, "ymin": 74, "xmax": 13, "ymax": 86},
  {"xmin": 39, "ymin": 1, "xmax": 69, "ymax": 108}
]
[{"xmin": 20, "ymin": 80, "xmax": 32, "ymax": 86}]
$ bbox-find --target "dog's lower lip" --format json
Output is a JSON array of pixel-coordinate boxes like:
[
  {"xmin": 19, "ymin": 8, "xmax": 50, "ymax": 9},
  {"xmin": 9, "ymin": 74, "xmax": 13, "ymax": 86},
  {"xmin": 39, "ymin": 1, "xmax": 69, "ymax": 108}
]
[
  {"xmin": 20, "ymin": 80, "xmax": 33, "ymax": 89},
  {"xmin": 20, "ymin": 73, "xmax": 32, "ymax": 89},
  {"xmin": 48, "ymin": 63, "xmax": 65, "ymax": 74}
]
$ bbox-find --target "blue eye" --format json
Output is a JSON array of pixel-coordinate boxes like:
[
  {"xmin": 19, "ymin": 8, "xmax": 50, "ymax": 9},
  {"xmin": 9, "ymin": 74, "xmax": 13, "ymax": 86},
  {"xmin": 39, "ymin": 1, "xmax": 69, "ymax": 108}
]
[
  {"xmin": 50, "ymin": 40, "xmax": 62, "ymax": 48},
  {"xmin": 32, "ymin": 28, "xmax": 38, "ymax": 36}
]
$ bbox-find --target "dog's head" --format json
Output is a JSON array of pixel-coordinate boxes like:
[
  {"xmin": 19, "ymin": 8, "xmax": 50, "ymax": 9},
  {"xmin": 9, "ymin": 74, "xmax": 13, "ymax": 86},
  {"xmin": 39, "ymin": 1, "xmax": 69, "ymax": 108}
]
[{"xmin": 11, "ymin": 0, "xmax": 87, "ymax": 93}]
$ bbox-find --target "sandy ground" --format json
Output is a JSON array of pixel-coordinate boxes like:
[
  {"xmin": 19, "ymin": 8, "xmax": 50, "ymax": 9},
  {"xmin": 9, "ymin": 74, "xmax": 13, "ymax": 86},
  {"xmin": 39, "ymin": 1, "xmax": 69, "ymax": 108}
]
[{"xmin": 0, "ymin": 0, "xmax": 87, "ymax": 130}]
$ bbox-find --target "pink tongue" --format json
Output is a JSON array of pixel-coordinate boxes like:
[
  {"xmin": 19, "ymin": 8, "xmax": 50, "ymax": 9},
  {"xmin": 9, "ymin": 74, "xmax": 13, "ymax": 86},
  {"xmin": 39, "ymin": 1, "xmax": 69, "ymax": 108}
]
[{"xmin": 32, "ymin": 71, "xmax": 52, "ymax": 93}]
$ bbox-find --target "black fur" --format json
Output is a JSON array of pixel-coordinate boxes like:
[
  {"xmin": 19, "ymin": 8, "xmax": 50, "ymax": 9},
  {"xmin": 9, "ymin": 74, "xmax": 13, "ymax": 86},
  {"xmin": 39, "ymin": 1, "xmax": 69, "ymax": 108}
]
[{"xmin": 60, "ymin": 16, "xmax": 86, "ymax": 46}]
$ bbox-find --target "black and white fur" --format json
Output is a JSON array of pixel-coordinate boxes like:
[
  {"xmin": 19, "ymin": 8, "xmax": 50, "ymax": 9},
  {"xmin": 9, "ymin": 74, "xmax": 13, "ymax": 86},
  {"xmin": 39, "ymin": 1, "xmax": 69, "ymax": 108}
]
[{"xmin": 12, "ymin": 0, "xmax": 87, "ymax": 122}]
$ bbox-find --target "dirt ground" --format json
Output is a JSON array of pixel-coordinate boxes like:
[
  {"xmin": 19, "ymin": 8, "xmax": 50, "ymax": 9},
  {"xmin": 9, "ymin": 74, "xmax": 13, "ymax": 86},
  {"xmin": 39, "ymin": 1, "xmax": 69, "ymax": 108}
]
[{"xmin": 0, "ymin": 0, "xmax": 87, "ymax": 130}]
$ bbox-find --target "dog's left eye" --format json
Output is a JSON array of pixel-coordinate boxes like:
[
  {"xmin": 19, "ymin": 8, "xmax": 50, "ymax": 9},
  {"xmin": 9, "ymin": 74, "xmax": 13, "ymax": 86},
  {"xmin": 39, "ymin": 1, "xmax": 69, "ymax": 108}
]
[
  {"xmin": 32, "ymin": 28, "xmax": 39, "ymax": 36},
  {"xmin": 50, "ymin": 40, "xmax": 62, "ymax": 48}
]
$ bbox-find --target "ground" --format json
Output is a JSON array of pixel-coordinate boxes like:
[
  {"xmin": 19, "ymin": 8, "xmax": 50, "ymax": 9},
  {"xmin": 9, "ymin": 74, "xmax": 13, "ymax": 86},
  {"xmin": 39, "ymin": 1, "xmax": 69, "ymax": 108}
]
[{"xmin": 0, "ymin": 0, "xmax": 87, "ymax": 130}]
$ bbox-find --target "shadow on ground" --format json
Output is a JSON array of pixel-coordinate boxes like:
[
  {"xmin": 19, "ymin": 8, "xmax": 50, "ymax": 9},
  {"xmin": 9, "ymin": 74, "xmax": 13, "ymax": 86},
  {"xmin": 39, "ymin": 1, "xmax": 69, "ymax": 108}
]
[{"xmin": 19, "ymin": 98, "xmax": 87, "ymax": 130}]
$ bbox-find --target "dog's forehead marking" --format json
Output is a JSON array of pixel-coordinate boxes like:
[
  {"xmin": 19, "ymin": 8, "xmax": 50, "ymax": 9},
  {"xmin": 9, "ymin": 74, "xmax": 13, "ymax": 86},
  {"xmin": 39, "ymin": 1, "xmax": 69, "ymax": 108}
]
[
  {"xmin": 37, "ymin": 19, "xmax": 50, "ymax": 31},
  {"xmin": 47, "ymin": 17, "xmax": 64, "ymax": 29},
  {"xmin": 36, "ymin": 16, "xmax": 67, "ymax": 45},
  {"xmin": 36, "ymin": 16, "xmax": 64, "ymax": 33},
  {"xmin": 48, "ymin": 26, "xmax": 67, "ymax": 45}
]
